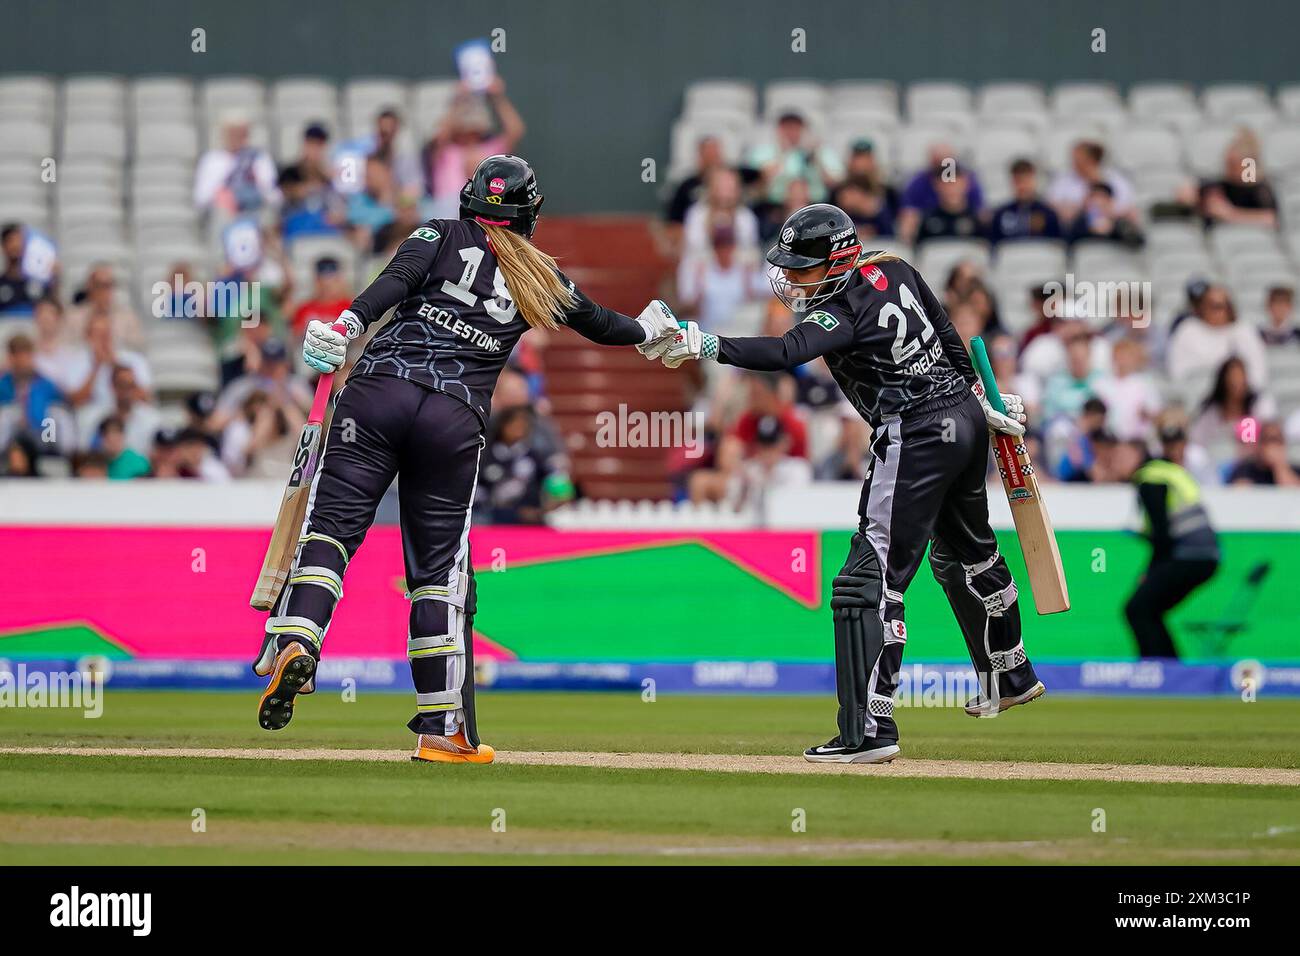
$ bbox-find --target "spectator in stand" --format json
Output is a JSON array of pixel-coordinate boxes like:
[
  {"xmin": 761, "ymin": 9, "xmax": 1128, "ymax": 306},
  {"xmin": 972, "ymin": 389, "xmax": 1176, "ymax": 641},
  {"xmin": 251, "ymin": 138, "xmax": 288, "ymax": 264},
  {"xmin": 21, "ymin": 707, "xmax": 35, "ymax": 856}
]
[
  {"xmin": 1259, "ymin": 284, "xmax": 1300, "ymax": 347},
  {"xmin": 1094, "ymin": 338, "xmax": 1163, "ymax": 441},
  {"xmin": 985, "ymin": 332, "xmax": 1042, "ymax": 421},
  {"xmin": 747, "ymin": 111, "xmax": 844, "ymax": 209},
  {"xmin": 82, "ymin": 363, "xmax": 161, "ymax": 456},
  {"xmin": 987, "ymin": 158, "xmax": 1061, "ymax": 245},
  {"xmin": 666, "ymin": 136, "xmax": 729, "ymax": 225},
  {"xmin": 682, "ymin": 166, "xmax": 760, "ymax": 261},
  {"xmin": 346, "ymin": 154, "xmax": 398, "ymax": 251},
  {"xmin": 1166, "ymin": 284, "xmax": 1268, "ymax": 389},
  {"xmin": 1042, "ymin": 331, "xmax": 1104, "ymax": 422},
  {"xmin": 1047, "ymin": 140, "xmax": 1136, "ymax": 223},
  {"xmin": 1020, "ymin": 299, "xmax": 1112, "ymax": 387},
  {"xmin": 830, "ymin": 140, "xmax": 898, "ymax": 239},
  {"xmin": 184, "ymin": 391, "xmax": 222, "ymax": 453},
  {"xmin": 175, "ymin": 426, "xmax": 231, "ymax": 481},
  {"xmin": 1065, "ymin": 182, "xmax": 1144, "ymax": 248},
  {"xmin": 67, "ymin": 263, "xmax": 144, "ymax": 349},
  {"xmin": 1199, "ymin": 130, "xmax": 1278, "ymax": 228},
  {"xmin": 762, "ymin": 176, "xmax": 815, "ymax": 244},
  {"xmin": 725, "ymin": 414, "xmax": 813, "ymax": 512},
  {"xmin": 193, "ymin": 111, "xmax": 279, "ymax": 216},
  {"xmin": 896, "ymin": 142, "xmax": 984, "ymax": 244},
  {"xmin": 1226, "ymin": 420, "xmax": 1299, "ymax": 486},
  {"xmin": 94, "ymin": 415, "xmax": 150, "ymax": 479},
  {"xmin": 1155, "ymin": 408, "xmax": 1219, "ymax": 487},
  {"xmin": 31, "ymin": 297, "xmax": 80, "ymax": 393},
  {"xmin": 152, "ymin": 261, "xmax": 202, "ymax": 320},
  {"xmin": 0, "ymin": 223, "xmax": 52, "ymax": 316},
  {"xmin": 1019, "ymin": 285, "xmax": 1056, "ymax": 354},
  {"xmin": 943, "ymin": 265, "xmax": 1003, "ymax": 337},
  {"xmin": 278, "ymin": 165, "xmax": 346, "ymax": 242},
  {"xmin": 2, "ymin": 431, "xmax": 41, "ymax": 476},
  {"xmin": 220, "ymin": 388, "xmax": 302, "ymax": 478},
  {"xmin": 676, "ymin": 224, "xmax": 769, "ymax": 335},
  {"xmin": 425, "ymin": 78, "xmax": 526, "ymax": 218},
  {"xmin": 291, "ymin": 257, "xmax": 354, "ymax": 338},
  {"xmin": 1189, "ymin": 356, "xmax": 1277, "ymax": 468},
  {"xmin": 476, "ymin": 406, "xmax": 573, "ymax": 524},
  {"xmin": 1168, "ymin": 277, "xmax": 1209, "ymax": 336},
  {"xmin": 62, "ymin": 313, "xmax": 152, "ymax": 411},
  {"xmin": 1049, "ymin": 397, "xmax": 1110, "ymax": 482},
  {"xmin": 374, "ymin": 194, "xmax": 424, "ymax": 259},
  {"xmin": 915, "ymin": 165, "xmax": 982, "ymax": 243},
  {"xmin": 282, "ymin": 123, "xmax": 335, "ymax": 192},
  {"xmin": 217, "ymin": 338, "xmax": 312, "ymax": 430},
  {"xmin": 363, "ymin": 109, "xmax": 422, "ymax": 200},
  {"xmin": 0, "ymin": 334, "xmax": 66, "ymax": 455},
  {"xmin": 72, "ymin": 450, "xmax": 110, "ymax": 478},
  {"xmin": 208, "ymin": 239, "xmax": 291, "ymax": 385},
  {"xmin": 814, "ymin": 403, "xmax": 871, "ymax": 481}
]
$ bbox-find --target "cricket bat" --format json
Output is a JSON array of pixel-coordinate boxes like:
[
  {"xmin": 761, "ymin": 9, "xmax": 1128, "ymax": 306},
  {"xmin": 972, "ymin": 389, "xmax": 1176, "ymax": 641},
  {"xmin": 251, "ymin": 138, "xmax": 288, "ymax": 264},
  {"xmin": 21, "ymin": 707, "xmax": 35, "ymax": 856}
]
[
  {"xmin": 248, "ymin": 325, "xmax": 346, "ymax": 611},
  {"xmin": 970, "ymin": 336, "xmax": 1070, "ymax": 615}
]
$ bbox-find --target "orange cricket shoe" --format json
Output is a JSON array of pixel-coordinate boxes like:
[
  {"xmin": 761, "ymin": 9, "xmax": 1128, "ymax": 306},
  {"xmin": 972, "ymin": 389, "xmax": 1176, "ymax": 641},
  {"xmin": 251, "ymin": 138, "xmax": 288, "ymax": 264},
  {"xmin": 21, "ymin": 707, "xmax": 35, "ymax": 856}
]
[
  {"xmin": 257, "ymin": 641, "xmax": 317, "ymax": 731},
  {"xmin": 411, "ymin": 730, "xmax": 495, "ymax": 764}
]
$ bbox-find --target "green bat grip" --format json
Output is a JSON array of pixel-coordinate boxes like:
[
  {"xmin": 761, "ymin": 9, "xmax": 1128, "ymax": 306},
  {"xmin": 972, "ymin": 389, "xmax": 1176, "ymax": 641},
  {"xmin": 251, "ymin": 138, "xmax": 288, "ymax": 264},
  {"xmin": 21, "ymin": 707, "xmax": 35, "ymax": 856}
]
[{"xmin": 969, "ymin": 336, "xmax": 1007, "ymax": 415}]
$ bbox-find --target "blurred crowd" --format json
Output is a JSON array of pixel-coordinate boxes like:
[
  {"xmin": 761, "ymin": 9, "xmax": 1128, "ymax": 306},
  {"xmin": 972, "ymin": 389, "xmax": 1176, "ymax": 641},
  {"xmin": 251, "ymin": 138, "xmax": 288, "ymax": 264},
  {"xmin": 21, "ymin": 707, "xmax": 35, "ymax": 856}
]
[
  {"xmin": 660, "ymin": 116, "xmax": 1300, "ymax": 505},
  {"xmin": 0, "ymin": 79, "xmax": 578, "ymax": 520}
]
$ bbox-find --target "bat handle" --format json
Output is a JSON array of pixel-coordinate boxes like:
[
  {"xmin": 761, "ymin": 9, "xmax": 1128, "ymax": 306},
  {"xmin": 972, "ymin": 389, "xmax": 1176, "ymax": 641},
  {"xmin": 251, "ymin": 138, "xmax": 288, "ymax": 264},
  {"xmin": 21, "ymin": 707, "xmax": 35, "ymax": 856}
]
[
  {"xmin": 969, "ymin": 335, "xmax": 1008, "ymax": 415},
  {"xmin": 306, "ymin": 321, "xmax": 351, "ymax": 425}
]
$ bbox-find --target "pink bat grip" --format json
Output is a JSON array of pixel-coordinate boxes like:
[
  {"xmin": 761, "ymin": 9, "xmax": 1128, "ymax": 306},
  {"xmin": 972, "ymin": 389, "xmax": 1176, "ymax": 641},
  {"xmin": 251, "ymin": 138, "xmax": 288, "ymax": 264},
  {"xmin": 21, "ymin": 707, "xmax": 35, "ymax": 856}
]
[{"xmin": 306, "ymin": 321, "xmax": 350, "ymax": 424}]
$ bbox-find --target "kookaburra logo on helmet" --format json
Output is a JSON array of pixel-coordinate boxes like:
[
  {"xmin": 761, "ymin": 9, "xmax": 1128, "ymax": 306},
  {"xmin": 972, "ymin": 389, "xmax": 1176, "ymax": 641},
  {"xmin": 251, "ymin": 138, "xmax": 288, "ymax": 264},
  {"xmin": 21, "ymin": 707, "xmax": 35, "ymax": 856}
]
[{"xmin": 781, "ymin": 226, "xmax": 796, "ymax": 244}]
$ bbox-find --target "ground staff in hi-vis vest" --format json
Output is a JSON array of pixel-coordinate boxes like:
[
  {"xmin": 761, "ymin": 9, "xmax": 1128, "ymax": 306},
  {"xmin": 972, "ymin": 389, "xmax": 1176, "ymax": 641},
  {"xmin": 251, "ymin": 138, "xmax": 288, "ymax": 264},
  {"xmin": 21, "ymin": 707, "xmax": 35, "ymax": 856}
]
[{"xmin": 1120, "ymin": 446, "xmax": 1220, "ymax": 658}]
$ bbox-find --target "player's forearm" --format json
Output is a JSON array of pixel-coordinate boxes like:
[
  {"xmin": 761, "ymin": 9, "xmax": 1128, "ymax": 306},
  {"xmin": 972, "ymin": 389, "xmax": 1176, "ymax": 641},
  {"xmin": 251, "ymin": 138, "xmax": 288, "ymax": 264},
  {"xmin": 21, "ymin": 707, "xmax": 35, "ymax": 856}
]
[
  {"xmin": 716, "ymin": 331, "xmax": 824, "ymax": 371},
  {"xmin": 348, "ymin": 238, "xmax": 439, "ymax": 328},
  {"xmin": 568, "ymin": 304, "xmax": 648, "ymax": 346}
]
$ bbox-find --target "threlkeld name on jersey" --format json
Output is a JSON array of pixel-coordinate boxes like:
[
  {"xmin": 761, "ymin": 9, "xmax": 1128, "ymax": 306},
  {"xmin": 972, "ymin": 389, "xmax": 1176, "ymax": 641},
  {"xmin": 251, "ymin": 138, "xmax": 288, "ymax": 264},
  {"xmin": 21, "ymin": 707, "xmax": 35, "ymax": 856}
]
[
  {"xmin": 417, "ymin": 303, "xmax": 504, "ymax": 351},
  {"xmin": 902, "ymin": 337, "xmax": 944, "ymax": 376}
]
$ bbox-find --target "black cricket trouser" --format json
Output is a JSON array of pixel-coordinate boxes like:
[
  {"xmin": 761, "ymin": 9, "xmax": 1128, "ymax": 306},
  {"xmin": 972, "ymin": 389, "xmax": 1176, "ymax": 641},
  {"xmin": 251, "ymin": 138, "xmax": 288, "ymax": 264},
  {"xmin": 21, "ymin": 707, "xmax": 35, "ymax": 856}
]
[
  {"xmin": 834, "ymin": 394, "xmax": 1023, "ymax": 743},
  {"xmin": 1125, "ymin": 558, "xmax": 1218, "ymax": 659},
  {"xmin": 266, "ymin": 373, "xmax": 485, "ymax": 741}
]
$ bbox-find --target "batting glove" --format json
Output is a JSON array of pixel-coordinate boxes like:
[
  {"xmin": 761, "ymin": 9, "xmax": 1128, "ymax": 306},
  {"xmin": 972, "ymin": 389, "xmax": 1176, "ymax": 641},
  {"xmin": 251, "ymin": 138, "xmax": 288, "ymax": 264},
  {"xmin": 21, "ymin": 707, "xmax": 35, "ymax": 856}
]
[
  {"xmin": 661, "ymin": 320, "xmax": 719, "ymax": 368},
  {"xmin": 972, "ymin": 380, "xmax": 1027, "ymax": 437},
  {"xmin": 303, "ymin": 311, "xmax": 360, "ymax": 373},
  {"xmin": 635, "ymin": 300, "xmax": 681, "ymax": 359}
]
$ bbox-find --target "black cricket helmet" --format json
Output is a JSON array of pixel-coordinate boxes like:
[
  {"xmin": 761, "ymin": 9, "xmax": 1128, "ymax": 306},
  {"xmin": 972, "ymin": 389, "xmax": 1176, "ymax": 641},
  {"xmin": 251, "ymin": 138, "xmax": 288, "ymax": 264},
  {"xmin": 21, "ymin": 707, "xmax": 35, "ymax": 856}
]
[
  {"xmin": 766, "ymin": 203, "xmax": 862, "ymax": 311},
  {"xmin": 460, "ymin": 154, "xmax": 544, "ymax": 239}
]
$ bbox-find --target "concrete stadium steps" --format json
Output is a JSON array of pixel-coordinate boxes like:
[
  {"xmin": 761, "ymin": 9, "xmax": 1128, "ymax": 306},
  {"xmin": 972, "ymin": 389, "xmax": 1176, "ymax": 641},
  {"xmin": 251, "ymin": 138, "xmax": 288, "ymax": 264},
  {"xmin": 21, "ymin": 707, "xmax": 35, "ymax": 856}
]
[{"xmin": 532, "ymin": 216, "xmax": 685, "ymax": 501}]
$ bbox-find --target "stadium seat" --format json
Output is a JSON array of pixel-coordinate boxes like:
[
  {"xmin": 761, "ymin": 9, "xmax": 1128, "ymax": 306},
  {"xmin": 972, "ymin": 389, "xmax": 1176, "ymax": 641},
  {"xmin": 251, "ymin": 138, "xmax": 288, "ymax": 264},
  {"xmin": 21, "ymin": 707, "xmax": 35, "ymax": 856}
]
[
  {"xmin": 200, "ymin": 76, "xmax": 267, "ymax": 129},
  {"xmin": 1277, "ymin": 84, "xmax": 1300, "ymax": 121},
  {"xmin": 1042, "ymin": 121, "xmax": 1108, "ymax": 172},
  {"xmin": 992, "ymin": 238, "xmax": 1067, "ymax": 283},
  {"xmin": 63, "ymin": 74, "xmax": 127, "ymax": 121},
  {"xmin": 1262, "ymin": 127, "xmax": 1300, "ymax": 175},
  {"xmin": 764, "ymin": 80, "xmax": 827, "ymax": 120},
  {"xmin": 977, "ymin": 81, "xmax": 1047, "ymax": 116},
  {"xmin": 1183, "ymin": 123, "xmax": 1239, "ymax": 178},
  {"xmin": 685, "ymin": 80, "xmax": 758, "ymax": 118},
  {"xmin": 906, "ymin": 81, "xmax": 973, "ymax": 120},
  {"xmin": 1113, "ymin": 125, "xmax": 1182, "ymax": 171},
  {"xmin": 894, "ymin": 124, "xmax": 968, "ymax": 175},
  {"xmin": 343, "ymin": 77, "xmax": 410, "ymax": 137},
  {"xmin": 134, "ymin": 122, "xmax": 199, "ymax": 163},
  {"xmin": 972, "ymin": 124, "xmax": 1041, "ymax": 171},
  {"xmin": 1050, "ymin": 82, "xmax": 1122, "ymax": 117},
  {"xmin": 0, "ymin": 74, "xmax": 56, "ymax": 117},
  {"xmin": 0, "ymin": 119, "xmax": 54, "ymax": 161},
  {"xmin": 1202, "ymin": 83, "xmax": 1271, "ymax": 121},
  {"xmin": 130, "ymin": 76, "xmax": 195, "ymax": 123},
  {"xmin": 827, "ymin": 80, "xmax": 899, "ymax": 116},
  {"xmin": 916, "ymin": 237, "xmax": 990, "ymax": 281},
  {"xmin": 61, "ymin": 121, "xmax": 128, "ymax": 162},
  {"xmin": 410, "ymin": 78, "xmax": 459, "ymax": 140}
]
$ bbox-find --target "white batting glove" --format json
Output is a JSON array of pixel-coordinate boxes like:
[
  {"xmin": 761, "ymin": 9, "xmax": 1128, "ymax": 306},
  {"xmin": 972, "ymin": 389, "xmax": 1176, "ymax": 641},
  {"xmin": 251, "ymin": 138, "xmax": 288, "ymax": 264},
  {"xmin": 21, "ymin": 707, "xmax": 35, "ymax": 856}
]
[
  {"xmin": 661, "ymin": 321, "xmax": 719, "ymax": 368},
  {"xmin": 972, "ymin": 381, "xmax": 1027, "ymax": 437},
  {"xmin": 303, "ymin": 311, "xmax": 360, "ymax": 374},
  {"xmin": 635, "ymin": 300, "xmax": 680, "ymax": 359}
]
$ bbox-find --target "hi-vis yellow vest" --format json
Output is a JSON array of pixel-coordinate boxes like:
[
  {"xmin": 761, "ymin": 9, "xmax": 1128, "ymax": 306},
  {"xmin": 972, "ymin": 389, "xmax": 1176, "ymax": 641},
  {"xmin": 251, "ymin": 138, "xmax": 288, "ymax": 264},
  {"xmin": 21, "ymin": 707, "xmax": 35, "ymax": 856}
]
[{"xmin": 1133, "ymin": 459, "xmax": 1218, "ymax": 557}]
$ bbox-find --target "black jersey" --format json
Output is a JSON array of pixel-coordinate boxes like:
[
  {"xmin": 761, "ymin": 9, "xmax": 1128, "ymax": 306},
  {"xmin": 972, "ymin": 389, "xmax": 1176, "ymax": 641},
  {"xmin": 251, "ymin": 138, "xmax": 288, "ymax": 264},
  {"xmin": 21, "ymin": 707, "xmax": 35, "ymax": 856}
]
[
  {"xmin": 345, "ymin": 218, "xmax": 646, "ymax": 424},
  {"xmin": 716, "ymin": 257, "xmax": 977, "ymax": 423}
]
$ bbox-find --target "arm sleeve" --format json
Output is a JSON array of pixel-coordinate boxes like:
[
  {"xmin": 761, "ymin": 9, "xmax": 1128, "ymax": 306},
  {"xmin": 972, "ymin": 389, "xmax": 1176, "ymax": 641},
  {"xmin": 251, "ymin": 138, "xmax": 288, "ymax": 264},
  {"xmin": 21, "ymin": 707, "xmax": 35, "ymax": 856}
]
[
  {"xmin": 912, "ymin": 265, "xmax": 978, "ymax": 385},
  {"xmin": 346, "ymin": 227, "xmax": 443, "ymax": 330},
  {"xmin": 1137, "ymin": 481, "xmax": 1172, "ymax": 557},
  {"xmin": 716, "ymin": 314, "xmax": 854, "ymax": 371},
  {"xmin": 559, "ymin": 275, "xmax": 648, "ymax": 346}
]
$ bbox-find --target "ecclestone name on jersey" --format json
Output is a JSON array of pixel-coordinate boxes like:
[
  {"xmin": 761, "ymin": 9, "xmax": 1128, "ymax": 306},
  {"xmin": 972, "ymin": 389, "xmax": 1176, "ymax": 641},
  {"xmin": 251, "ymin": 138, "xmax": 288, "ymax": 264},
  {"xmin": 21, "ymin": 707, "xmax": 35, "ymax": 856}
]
[{"xmin": 417, "ymin": 303, "xmax": 504, "ymax": 351}]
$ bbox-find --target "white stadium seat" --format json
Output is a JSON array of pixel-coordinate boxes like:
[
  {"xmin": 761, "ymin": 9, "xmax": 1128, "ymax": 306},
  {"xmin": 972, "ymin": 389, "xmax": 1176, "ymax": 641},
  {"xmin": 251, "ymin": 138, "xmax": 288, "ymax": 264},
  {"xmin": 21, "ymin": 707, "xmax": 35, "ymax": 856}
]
[
  {"xmin": 1114, "ymin": 125, "xmax": 1183, "ymax": 171},
  {"xmin": 907, "ymin": 81, "xmax": 973, "ymax": 120},
  {"xmin": 764, "ymin": 80, "xmax": 827, "ymax": 120},
  {"xmin": 685, "ymin": 80, "xmax": 758, "ymax": 118},
  {"xmin": 977, "ymin": 81, "xmax": 1047, "ymax": 116},
  {"xmin": 1202, "ymin": 83, "xmax": 1271, "ymax": 121}
]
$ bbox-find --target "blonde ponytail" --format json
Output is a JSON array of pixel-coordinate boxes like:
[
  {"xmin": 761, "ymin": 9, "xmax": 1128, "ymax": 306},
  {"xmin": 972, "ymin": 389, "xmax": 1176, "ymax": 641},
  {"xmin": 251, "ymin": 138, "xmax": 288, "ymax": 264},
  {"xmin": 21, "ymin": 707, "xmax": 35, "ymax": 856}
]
[
  {"xmin": 482, "ymin": 224, "xmax": 574, "ymax": 330},
  {"xmin": 860, "ymin": 249, "xmax": 903, "ymax": 267}
]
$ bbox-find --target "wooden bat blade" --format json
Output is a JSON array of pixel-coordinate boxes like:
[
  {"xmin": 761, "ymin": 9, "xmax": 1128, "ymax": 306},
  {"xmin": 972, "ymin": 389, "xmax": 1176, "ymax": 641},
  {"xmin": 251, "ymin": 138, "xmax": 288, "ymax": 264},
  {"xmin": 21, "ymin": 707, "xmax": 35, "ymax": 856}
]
[
  {"xmin": 249, "ymin": 421, "xmax": 325, "ymax": 610},
  {"xmin": 992, "ymin": 431, "xmax": 1070, "ymax": 614}
]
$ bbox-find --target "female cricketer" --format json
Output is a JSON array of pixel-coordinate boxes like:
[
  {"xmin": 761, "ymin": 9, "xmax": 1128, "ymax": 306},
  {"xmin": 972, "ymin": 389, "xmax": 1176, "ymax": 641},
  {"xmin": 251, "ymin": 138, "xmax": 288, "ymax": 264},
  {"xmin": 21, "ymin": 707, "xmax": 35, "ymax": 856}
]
[
  {"xmin": 251, "ymin": 154, "xmax": 678, "ymax": 763},
  {"xmin": 652, "ymin": 203, "xmax": 1046, "ymax": 763}
]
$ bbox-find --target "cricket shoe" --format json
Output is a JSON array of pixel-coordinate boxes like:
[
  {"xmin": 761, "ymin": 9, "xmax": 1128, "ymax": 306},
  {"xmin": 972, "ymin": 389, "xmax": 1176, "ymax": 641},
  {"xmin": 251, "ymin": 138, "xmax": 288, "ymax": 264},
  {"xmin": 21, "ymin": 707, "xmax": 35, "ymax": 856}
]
[
  {"xmin": 257, "ymin": 641, "xmax": 317, "ymax": 731},
  {"xmin": 412, "ymin": 730, "xmax": 495, "ymax": 764},
  {"xmin": 804, "ymin": 735, "xmax": 900, "ymax": 764},
  {"xmin": 965, "ymin": 679, "xmax": 1046, "ymax": 717}
]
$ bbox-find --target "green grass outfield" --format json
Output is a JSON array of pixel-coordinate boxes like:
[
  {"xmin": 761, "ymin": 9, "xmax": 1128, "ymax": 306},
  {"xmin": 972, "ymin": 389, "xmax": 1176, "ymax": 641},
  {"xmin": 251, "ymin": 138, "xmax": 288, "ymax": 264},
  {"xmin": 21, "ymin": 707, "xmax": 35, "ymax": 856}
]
[{"xmin": 1, "ymin": 691, "xmax": 1297, "ymax": 865}]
